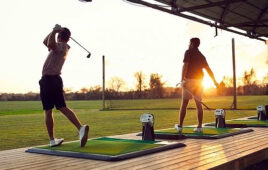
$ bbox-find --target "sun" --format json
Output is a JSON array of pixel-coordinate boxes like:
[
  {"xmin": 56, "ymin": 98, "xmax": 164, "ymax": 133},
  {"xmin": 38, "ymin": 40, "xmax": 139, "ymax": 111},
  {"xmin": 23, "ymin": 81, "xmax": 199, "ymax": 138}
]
[{"xmin": 202, "ymin": 76, "xmax": 214, "ymax": 89}]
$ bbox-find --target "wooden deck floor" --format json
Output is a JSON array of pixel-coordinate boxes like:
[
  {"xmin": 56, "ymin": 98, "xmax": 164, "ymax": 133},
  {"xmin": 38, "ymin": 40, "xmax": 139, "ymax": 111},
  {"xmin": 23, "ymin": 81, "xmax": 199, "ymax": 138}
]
[{"xmin": 1, "ymin": 127, "xmax": 268, "ymax": 170}]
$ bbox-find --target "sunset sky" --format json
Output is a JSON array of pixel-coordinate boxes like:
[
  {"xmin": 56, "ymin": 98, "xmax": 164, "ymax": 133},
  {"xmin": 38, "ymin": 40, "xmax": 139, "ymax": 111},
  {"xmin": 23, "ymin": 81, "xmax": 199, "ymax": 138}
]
[{"xmin": 0, "ymin": 0, "xmax": 267, "ymax": 93}]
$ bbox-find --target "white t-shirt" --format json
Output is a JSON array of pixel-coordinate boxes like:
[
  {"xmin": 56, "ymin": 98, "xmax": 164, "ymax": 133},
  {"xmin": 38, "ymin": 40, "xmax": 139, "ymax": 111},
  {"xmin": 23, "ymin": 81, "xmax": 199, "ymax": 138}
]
[{"xmin": 42, "ymin": 42, "xmax": 70, "ymax": 76}]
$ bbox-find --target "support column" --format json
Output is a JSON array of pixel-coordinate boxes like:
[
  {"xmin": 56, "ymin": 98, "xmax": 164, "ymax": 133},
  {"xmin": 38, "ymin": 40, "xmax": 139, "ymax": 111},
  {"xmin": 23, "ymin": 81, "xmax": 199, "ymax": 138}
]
[
  {"xmin": 265, "ymin": 40, "xmax": 268, "ymax": 64},
  {"xmin": 102, "ymin": 55, "xmax": 105, "ymax": 110},
  {"xmin": 232, "ymin": 38, "xmax": 237, "ymax": 109}
]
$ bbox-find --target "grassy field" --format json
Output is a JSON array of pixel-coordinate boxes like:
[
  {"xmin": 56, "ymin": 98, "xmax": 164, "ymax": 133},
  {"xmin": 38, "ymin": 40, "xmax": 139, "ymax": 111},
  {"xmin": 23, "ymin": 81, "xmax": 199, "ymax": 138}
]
[
  {"xmin": 0, "ymin": 96, "xmax": 267, "ymax": 151},
  {"xmin": 108, "ymin": 95, "xmax": 268, "ymax": 110}
]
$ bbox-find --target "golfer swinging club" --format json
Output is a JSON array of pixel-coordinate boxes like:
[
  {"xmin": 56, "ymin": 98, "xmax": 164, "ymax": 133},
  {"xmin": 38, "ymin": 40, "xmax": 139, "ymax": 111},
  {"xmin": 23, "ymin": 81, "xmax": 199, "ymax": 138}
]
[
  {"xmin": 175, "ymin": 38, "xmax": 218, "ymax": 133},
  {"xmin": 39, "ymin": 24, "xmax": 89, "ymax": 147}
]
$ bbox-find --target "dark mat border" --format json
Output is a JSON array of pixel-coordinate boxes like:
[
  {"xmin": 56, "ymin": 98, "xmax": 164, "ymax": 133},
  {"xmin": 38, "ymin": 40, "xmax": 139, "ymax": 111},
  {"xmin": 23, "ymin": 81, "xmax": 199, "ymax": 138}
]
[
  {"xmin": 205, "ymin": 123, "xmax": 248, "ymax": 128},
  {"xmin": 26, "ymin": 142, "xmax": 186, "ymax": 161},
  {"xmin": 137, "ymin": 133, "xmax": 187, "ymax": 140},
  {"xmin": 137, "ymin": 128, "xmax": 253, "ymax": 139},
  {"xmin": 205, "ymin": 121, "xmax": 268, "ymax": 128},
  {"xmin": 205, "ymin": 116, "xmax": 268, "ymax": 128},
  {"xmin": 247, "ymin": 116, "xmax": 258, "ymax": 120},
  {"xmin": 137, "ymin": 132, "xmax": 186, "ymax": 140}
]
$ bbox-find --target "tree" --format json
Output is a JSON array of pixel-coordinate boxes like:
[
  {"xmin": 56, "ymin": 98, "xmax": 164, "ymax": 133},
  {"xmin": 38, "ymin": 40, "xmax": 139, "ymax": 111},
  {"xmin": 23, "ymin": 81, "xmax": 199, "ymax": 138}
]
[
  {"xmin": 134, "ymin": 71, "xmax": 147, "ymax": 93},
  {"xmin": 64, "ymin": 87, "xmax": 73, "ymax": 93},
  {"xmin": 222, "ymin": 76, "xmax": 233, "ymax": 87},
  {"xmin": 108, "ymin": 76, "xmax": 126, "ymax": 92},
  {"xmin": 243, "ymin": 68, "xmax": 257, "ymax": 86},
  {"xmin": 262, "ymin": 73, "xmax": 268, "ymax": 85},
  {"xmin": 243, "ymin": 68, "xmax": 258, "ymax": 95},
  {"xmin": 80, "ymin": 87, "xmax": 89, "ymax": 93},
  {"xmin": 149, "ymin": 73, "xmax": 164, "ymax": 98},
  {"xmin": 217, "ymin": 81, "xmax": 226, "ymax": 96}
]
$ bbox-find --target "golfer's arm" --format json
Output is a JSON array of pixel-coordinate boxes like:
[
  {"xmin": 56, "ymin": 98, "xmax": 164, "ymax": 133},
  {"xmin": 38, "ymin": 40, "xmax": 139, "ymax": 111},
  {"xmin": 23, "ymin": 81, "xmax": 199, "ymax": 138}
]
[
  {"xmin": 43, "ymin": 33, "xmax": 51, "ymax": 47},
  {"xmin": 205, "ymin": 65, "xmax": 217, "ymax": 83},
  {"xmin": 45, "ymin": 30, "xmax": 57, "ymax": 50},
  {"xmin": 181, "ymin": 62, "xmax": 189, "ymax": 81}
]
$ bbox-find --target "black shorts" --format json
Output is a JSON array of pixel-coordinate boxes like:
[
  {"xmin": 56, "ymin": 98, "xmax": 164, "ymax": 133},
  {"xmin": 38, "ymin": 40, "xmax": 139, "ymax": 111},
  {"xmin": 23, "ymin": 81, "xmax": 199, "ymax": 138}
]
[{"xmin": 39, "ymin": 75, "xmax": 66, "ymax": 110}]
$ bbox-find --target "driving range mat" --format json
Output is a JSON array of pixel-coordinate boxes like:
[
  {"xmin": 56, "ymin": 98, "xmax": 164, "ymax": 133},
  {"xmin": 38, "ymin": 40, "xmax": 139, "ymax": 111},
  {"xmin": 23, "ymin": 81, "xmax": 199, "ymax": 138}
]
[
  {"xmin": 138, "ymin": 127, "xmax": 253, "ymax": 139},
  {"xmin": 206, "ymin": 119, "xmax": 268, "ymax": 128},
  {"xmin": 26, "ymin": 137, "xmax": 186, "ymax": 161}
]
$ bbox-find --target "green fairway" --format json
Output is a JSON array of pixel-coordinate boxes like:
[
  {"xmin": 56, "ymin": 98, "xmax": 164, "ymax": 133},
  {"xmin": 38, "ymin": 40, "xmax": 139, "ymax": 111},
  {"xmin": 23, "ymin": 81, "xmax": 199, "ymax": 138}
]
[
  {"xmin": 0, "ymin": 100, "xmax": 102, "ymax": 116},
  {"xmin": 0, "ymin": 96, "xmax": 266, "ymax": 151},
  {"xmin": 107, "ymin": 95, "xmax": 268, "ymax": 110},
  {"xmin": 38, "ymin": 137, "xmax": 162, "ymax": 156}
]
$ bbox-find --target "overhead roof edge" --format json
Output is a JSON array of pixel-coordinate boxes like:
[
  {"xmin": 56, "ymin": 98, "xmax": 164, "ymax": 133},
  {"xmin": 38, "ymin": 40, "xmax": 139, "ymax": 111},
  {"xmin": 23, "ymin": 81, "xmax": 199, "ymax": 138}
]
[{"xmin": 127, "ymin": 0, "xmax": 267, "ymax": 42}]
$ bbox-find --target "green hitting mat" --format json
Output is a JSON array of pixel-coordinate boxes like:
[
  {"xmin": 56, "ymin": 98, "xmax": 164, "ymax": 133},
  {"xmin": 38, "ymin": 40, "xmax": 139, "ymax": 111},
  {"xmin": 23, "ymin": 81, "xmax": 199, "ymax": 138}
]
[
  {"xmin": 205, "ymin": 119, "xmax": 268, "ymax": 128},
  {"xmin": 138, "ymin": 127, "xmax": 253, "ymax": 139},
  {"xmin": 26, "ymin": 137, "xmax": 186, "ymax": 161}
]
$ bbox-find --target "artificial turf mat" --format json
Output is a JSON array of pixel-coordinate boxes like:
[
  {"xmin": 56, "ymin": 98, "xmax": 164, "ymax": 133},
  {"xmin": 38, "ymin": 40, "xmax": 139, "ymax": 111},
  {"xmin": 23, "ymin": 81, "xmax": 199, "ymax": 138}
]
[
  {"xmin": 138, "ymin": 127, "xmax": 253, "ymax": 139},
  {"xmin": 205, "ymin": 119, "xmax": 268, "ymax": 128},
  {"xmin": 26, "ymin": 137, "xmax": 186, "ymax": 161},
  {"xmin": 38, "ymin": 137, "xmax": 161, "ymax": 155}
]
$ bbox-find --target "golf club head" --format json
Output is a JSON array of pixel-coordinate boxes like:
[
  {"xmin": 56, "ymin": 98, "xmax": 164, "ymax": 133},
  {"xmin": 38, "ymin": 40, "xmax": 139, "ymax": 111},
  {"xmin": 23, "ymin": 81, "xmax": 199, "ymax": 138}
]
[
  {"xmin": 79, "ymin": 0, "xmax": 92, "ymax": 2},
  {"xmin": 87, "ymin": 53, "xmax": 91, "ymax": 58}
]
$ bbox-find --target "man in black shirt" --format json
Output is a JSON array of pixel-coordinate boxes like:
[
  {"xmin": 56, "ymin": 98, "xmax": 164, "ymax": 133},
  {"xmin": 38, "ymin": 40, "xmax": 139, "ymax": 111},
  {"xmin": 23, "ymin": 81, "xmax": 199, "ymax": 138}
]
[{"xmin": 175, "ymin": 38, "xmax": 218, "ymax": 133}]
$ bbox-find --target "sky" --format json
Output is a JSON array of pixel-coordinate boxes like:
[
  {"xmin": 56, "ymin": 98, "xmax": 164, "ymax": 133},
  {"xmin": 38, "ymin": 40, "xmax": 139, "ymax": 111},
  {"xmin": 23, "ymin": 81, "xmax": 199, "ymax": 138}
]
[{"xmin": 0, "ymin": 0, "xmax": 267, "ymax": 93}]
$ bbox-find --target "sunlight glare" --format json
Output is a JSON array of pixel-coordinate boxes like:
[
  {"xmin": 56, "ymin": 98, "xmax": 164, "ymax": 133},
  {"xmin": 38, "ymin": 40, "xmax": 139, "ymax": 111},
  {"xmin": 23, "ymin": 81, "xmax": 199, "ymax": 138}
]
[{"xmin": 202, "ymin": 76, "xmax": 214, "ymax": 89}]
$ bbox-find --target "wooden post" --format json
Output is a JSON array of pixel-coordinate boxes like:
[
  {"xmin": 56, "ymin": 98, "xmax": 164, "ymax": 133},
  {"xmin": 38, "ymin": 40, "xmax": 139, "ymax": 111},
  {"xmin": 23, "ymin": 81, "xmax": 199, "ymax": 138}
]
[
  {"xmin": 232, "ymin": 38, "xmax": 237, "ymax": 109},
  {"xmin": 265, "ymin": 40, "xmax": 268, "ymax": 64},
  {"xmin": 102, "ymin": 55, "xmax": 105, "ymax": 110}
]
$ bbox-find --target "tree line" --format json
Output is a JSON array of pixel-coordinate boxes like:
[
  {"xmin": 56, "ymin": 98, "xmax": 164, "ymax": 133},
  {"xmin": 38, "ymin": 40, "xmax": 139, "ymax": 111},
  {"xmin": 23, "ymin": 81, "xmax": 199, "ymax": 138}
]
[
  {"xmin": 0, "ymin": 68, "xmax": 267, "ymax": 101},
  {"xmin": 217, "ymin": 68, "xmax": 268, "ymax": 96}
]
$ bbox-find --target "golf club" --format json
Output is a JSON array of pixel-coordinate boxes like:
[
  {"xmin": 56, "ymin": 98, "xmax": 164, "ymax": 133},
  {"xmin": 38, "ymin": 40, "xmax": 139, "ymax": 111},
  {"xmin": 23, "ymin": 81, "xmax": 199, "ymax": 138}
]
[
  {"xmin": 176, "ymin": 82, "xmax": 211, "ymax": 110},
  {"xmin": 70, "ymin": 37, "xmax": 91, "ymax": 58}
]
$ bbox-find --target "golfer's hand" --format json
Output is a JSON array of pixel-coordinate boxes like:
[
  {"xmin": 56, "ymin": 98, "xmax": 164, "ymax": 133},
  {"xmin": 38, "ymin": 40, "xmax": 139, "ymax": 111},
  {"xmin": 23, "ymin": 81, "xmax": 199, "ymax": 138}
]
[
  {"xmin": 181, "ymin": 80, "xmax": 186, "ymax": 88},
  {"xmin": 53, "ymin": 24, "xmax": 62, "ymax": 32}
]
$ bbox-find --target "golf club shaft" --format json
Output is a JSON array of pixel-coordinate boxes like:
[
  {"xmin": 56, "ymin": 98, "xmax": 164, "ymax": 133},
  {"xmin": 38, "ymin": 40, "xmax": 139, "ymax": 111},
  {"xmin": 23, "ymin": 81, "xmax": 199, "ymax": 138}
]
[
  {"xmin": 176, "ymin": 82, "xmax": 211, "ymax": 110},
  {"xmin": 70, "ymin": 37, "xmax": 91, "ymax": 54},
  {"xmin": 184, "ymin": 87, "xmax": 211, "ymax": 110}
]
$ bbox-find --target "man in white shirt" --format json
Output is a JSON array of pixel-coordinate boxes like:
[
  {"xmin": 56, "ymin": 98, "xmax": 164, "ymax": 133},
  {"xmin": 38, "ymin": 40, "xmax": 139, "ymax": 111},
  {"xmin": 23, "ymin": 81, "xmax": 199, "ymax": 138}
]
[{"xmin": 39, "ymin": 25, "xmax": 89, "ymax": 147}]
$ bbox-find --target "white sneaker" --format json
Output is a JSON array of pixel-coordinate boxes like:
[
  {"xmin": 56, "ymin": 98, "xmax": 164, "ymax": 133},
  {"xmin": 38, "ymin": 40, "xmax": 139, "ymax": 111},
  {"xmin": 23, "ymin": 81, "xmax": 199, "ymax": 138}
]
[
  {"xmin": 194, "ymin": 127, "xmax": 203, "ymax": 133},
  {"xmin": 79, "ymin": 125, "xmax": 89, "ymax": 147},
  {"xmin": 174, "ymin": 124, "xmax": 183, "ymax": 133},
  {"xmin": 49, "ymin": 138, "xmax": 64, "ymax": 147}
]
